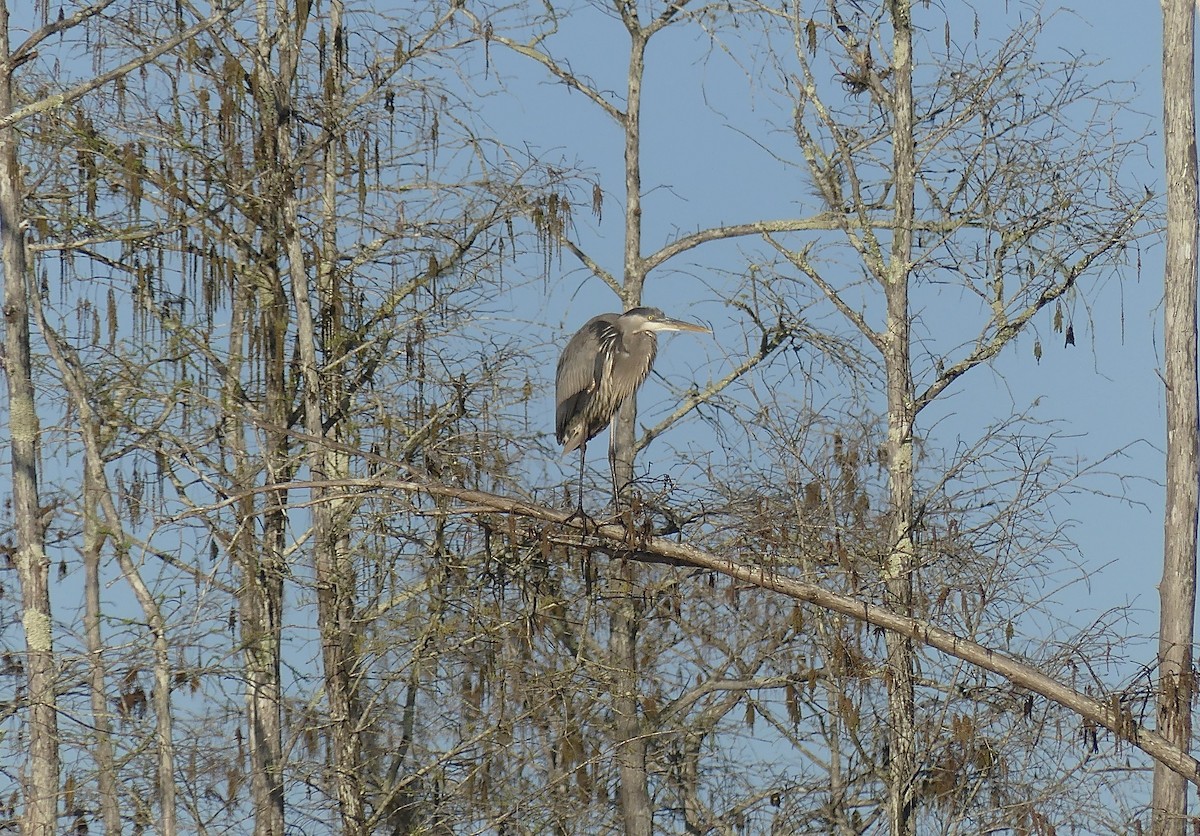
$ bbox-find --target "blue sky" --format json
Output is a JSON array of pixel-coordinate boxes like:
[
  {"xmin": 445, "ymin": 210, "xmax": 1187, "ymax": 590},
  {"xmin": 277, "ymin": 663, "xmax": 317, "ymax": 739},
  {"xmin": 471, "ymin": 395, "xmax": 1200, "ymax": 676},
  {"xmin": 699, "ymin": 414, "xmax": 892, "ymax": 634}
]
[{"xmin": 460, "ymin": 0, "xmax": 1172, "ymax": 666}]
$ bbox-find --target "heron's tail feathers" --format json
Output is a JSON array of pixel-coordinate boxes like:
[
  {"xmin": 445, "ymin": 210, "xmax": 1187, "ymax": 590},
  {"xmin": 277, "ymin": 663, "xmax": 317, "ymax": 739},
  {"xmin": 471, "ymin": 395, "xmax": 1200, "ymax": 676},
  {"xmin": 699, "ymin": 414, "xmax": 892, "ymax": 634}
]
[{"xmin": 560, "ymin": 428, "xmax": 585, "ymax": 457}]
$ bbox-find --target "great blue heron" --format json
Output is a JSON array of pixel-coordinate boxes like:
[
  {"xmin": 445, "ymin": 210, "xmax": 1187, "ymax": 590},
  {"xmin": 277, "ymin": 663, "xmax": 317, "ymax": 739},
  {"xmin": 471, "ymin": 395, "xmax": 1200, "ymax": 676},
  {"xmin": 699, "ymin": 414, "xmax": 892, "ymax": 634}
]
[{"xmin": 555, "ymin": 306, "xmax": 710, "ymax": 507}]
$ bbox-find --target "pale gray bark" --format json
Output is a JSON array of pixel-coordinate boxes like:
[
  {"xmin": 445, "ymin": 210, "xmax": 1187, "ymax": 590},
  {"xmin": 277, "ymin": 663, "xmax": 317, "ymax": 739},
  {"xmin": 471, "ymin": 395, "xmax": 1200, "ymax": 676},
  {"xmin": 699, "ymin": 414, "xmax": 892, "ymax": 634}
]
[
  {"xmin": 218, "ymin": 248, "xmax": 285, "ymax": 836},
  {"xmin": 611, "ymin": 14, "xmax": 654, "ymax": 833},
  {"xmin": 29, "ymin": 294, "xmax": 178, "ymax": 836},
  {"xmin": 0, "ymin": 2, "xmax": 60, "ymax": 829},
  {"xmin": 291, "ymin": 1, "xmax": 368, "ymax": 830},
  {"xmin": 881, "ymin": 3, "xmax": 917, "ymax": 834},
  {"xmin": 82, "ymin": 460, "xmax": 123, "ymax": 835},
  {"xmin": 1154, "ymin": 1, "xmax": 1199, "ymax": 832}
]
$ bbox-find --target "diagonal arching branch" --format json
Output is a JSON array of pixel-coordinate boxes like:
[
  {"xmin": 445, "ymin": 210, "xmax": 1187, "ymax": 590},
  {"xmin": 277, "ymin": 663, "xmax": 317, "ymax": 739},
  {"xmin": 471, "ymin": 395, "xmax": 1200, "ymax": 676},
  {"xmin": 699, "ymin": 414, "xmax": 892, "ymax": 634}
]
[
  {"xmin": 764, "ymin": 233, "xmax": 885, "ymax": 354},
  {"xmin": 177, "ymin": 457, "xmax": 1200, "ymax": 791},
  {"xmin": 561, "ymin": 233, "xmax": 622, "ymax": 295},
  {"xmin": 635, "ymin": 326, "xmax": 787, "ymax": 453}
]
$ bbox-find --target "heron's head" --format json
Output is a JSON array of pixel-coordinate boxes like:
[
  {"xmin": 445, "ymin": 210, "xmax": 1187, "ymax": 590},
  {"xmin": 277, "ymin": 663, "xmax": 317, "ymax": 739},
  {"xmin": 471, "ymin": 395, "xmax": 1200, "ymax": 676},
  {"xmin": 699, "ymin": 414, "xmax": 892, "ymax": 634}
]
[{"xmin": 619, "ymin": 306, "xmax": 711, "ymax": 336}]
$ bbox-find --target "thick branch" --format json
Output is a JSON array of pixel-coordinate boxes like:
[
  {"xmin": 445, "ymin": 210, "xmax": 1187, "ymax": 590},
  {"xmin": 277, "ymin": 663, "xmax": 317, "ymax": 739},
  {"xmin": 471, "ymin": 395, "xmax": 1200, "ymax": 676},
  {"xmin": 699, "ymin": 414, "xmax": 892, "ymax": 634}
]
[
  {"xmin": 180, "ymin": 470, "xmax": 1200, "ymax": 790},
  {"xmin": 639, "ymin": 214, "xmax": 974, "ymax": 280},
  {"xmin": 561, "ymin": 233, "xmax": 621, "ymax": 295}
]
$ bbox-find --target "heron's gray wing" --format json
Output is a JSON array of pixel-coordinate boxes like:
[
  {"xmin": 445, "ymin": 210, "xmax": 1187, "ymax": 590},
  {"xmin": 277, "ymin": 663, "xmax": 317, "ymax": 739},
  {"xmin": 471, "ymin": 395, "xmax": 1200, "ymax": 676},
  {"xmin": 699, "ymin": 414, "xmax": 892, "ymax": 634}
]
[{"xmin": 556, "ymin": 314, "xmax": 617, "ymax": 445}]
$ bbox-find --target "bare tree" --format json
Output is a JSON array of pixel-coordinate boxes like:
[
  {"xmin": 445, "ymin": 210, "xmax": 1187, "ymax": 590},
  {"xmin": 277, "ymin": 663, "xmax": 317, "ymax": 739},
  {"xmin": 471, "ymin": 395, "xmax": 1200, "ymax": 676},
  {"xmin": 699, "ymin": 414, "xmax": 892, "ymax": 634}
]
[
  {"xmin": 10, "ymin": 0, "xmax": 564, "ymax": 831},
  {"xmin": 0, "ymin": 4, "xmax": 58, "ymax": 832},
  {"xmin": 0, "ymin": 2, "xmax": 231, "ymax": 832},
  {"xmin": 471, "ymin": 2, "xmax": 862, "ymax": 828},
  {"xmin": 1154, "ymin": 0, "xmax": 1198, "ymax": 832},
  {"xmin": 738, "ymin": 0, "xmax": 1150, "ymax": 830},
  {"xmin": 0, "ymin": 1, "xmax": 1178, "ymax": 833},
  {"xmin": 879, "ymin": 3, "xmax": 918, "ymax": 831}
]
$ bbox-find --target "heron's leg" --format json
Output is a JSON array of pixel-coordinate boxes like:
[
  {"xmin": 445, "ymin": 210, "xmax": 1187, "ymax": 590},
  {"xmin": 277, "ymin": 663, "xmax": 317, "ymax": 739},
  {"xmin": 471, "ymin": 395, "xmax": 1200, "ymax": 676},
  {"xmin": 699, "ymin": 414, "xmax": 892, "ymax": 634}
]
[
  {"xmin": 563, "ymin": 441, "xmax": 596, "ymax": 533},
  {"xmin": 575, "ymin": 440, "xmax": 596, "ymax": 592},
  {"xmin": 607, "ymin": 415, "xmax": 620, "ymax": 508},
  {"xmin": 577, "ymin": 440, "xmax": 587, "ymax": 515}
]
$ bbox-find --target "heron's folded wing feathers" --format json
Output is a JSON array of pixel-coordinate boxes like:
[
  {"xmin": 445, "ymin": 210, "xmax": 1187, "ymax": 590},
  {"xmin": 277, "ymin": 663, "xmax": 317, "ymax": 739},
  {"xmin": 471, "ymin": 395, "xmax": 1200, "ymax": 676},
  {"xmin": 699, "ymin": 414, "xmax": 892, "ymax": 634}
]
[{"xmin": 555, "ymin": 315, "xmax": 616, "ymax": 444}]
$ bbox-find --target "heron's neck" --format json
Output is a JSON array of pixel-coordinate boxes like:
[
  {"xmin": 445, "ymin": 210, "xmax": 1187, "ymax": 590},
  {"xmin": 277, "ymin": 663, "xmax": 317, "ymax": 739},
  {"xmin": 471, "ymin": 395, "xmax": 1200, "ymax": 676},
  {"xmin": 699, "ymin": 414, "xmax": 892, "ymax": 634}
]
[{"xmin": 622, "ymin": 330, "xmax": 656, "ymax": 352}]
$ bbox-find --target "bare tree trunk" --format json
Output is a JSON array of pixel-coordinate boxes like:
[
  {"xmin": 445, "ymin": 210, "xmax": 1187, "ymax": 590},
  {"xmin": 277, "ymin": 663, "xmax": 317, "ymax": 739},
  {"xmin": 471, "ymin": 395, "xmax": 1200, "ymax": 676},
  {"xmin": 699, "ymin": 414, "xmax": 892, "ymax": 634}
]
[
  {"xmin": 295, "ymin": 266, "xmax": 366, "ymax": 835},
  {"xmin": 610, "ymin": 17, "xmax": 654, "ymax": 836},
  {"xmin": 82, "ymin": 461, "xmax": 123, "ymax": 835},
  {"xmin": 1154, "ymin": 1, "xmax": 1199, "ymax": 832},
  {"xmin": 289, "ymin": 2, "xmax": 366, "ymax": 830},
  {"xmin": 224, "ymin": 5, "xmax": 308, "ymax": 833},
  {"xmin": 221, "ymin": 184, "xmax": 285, "ymax": 836},
  {"xmin": 248, "ymin": 279, "xmax": 288, "ymax": 836},
  {"xmin": 109, "ymin": 486, "xmax": 178, "ymax": 835},
  {"xmin": 0, "ymin": 4, "xmax": 59, "ymax": 832},
  {"xmin": 610, "ymin": 574, "xmax": 651, "ymax": 836},
  {"xmin": 881, "ymin": 2, "xmax": 917, "ymax": 834},
  {"xmin": 240, "ymin": 490, "xmax": 286, "ymax": 836},
  {"xmin": 219, "ymin": 252, "xmax": 285, "ymax": 836},
  {"xmin": 28, "ymin": 290, "xmax": 178, "ymax": 834},
  {"xmin": 246, "ymin": 203, "xmax": 288, "ymax": 836}
]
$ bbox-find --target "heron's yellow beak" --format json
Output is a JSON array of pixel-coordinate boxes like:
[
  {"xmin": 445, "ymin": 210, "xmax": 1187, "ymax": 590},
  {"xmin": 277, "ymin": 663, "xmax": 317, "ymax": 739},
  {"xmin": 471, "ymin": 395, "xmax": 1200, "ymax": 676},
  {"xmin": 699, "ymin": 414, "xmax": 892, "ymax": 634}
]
[{"xmin": 656, "ymin": 317, "xmax": 710, "ymax": 334}]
